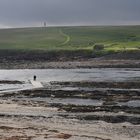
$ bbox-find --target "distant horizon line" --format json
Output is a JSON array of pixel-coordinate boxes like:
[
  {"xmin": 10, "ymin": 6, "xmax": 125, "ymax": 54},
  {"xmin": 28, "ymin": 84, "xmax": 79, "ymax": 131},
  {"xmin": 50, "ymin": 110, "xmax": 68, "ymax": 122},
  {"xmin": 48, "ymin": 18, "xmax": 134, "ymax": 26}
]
[{"xmin": 1, "ymin": 24, "xmax": 140, "ymax": 29}]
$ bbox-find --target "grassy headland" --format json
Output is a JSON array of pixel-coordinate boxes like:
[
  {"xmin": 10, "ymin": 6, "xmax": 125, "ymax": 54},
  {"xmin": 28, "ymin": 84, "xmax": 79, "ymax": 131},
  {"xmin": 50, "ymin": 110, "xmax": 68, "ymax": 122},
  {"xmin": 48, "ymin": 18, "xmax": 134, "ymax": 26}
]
[{"xmin": 0, "ymin": 26, "xmax": 140, "ymax": 60}]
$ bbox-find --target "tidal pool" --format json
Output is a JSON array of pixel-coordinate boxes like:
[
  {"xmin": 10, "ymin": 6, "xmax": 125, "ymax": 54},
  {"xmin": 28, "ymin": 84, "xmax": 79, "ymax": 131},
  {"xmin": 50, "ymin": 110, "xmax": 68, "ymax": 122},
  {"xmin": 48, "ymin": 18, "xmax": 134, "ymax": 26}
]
[
  {"xmin": 15, "ymin": 97, "xmax": 103, "ymax": 106},
  {"xmin": 118, "ymin": 100, "xmax": 140, "ymax": 107}
]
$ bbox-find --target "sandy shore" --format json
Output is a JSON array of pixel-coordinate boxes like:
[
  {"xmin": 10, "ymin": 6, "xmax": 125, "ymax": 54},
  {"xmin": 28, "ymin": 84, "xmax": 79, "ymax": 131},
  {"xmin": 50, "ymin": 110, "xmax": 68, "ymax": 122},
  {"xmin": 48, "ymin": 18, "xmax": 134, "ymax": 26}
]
[
  {"xmin": 0, "ymin": 80, "xmax": 139, "ymax": 140},
  {"xmin": 0, "ymin": 62, "xmax": 139, "ymax": 139},
  {"xmin": 0, "ymin": 101, "xmax": 139, "ymax": 140}
]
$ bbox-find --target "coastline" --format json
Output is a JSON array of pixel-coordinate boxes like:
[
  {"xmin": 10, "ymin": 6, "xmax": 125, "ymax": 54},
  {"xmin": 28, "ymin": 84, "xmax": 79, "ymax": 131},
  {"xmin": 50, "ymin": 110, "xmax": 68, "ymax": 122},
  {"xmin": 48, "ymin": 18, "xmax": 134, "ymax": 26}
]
[{"xmin": 0, "ymin": 59, "xmax": 140, "ymax": 69}]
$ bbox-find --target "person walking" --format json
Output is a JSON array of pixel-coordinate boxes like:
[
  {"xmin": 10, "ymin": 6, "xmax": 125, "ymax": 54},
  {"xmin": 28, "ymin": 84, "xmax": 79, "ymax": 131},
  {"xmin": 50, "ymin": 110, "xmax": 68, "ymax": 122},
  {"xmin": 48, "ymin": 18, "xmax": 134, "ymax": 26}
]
[{"xmin": 33, "ymin": 75, "xmax": 37, "ymax": 81}]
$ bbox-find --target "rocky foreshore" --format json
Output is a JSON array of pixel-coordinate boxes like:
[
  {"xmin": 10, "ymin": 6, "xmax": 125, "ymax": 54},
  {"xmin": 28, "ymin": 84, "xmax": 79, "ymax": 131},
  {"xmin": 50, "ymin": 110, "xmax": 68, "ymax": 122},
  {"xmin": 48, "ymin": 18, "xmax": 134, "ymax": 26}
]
[
  {"xmin": 0, "ymin": 74, "xmax": 139, "ymax": 139},
  {"xmin": 0, "ymin": 59, "xmax": 140, "ymax": 69}
]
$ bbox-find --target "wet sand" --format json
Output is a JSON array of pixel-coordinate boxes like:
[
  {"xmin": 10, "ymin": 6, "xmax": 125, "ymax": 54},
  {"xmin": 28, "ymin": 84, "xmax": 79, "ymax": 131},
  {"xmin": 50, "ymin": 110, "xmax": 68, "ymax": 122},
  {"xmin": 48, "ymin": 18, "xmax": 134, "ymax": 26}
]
[
  {"xmin": 0, "ymin": 80, "xmax": 139, "ymax": 140},
  {"xmin": 0, "ymin": 100, "xmax": 139, "ymax": 140}
]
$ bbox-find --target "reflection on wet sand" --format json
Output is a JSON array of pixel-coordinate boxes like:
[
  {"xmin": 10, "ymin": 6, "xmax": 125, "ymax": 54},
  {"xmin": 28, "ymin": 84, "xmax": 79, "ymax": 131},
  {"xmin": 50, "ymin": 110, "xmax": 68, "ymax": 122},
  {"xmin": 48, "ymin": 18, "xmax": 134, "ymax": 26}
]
[{"xmin": 0, "ymin": 68, "xmax": 139, "ymax": 139}]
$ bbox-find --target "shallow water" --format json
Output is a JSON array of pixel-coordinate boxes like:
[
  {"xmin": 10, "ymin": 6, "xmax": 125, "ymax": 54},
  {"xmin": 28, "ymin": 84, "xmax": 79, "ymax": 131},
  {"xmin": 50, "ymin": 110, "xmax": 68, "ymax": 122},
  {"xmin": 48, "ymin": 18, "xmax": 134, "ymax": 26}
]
[
  {"xmin": 0, "ymin": 83, "xmax": 33, "ymax": 92},
  {"xmin": 0, "ymin": 68, "xmax": 140, "ymax": 92},
  {"xmin": 0, "ymin": 68, "xmax": 140, "ymax": 82},
  {"xmin": 118, "ymin": 100, "xmax": 140, "ymax": 107},
  {"xmin": 16, "ymin": 97, "xmax": 103, "ymax": 106}
]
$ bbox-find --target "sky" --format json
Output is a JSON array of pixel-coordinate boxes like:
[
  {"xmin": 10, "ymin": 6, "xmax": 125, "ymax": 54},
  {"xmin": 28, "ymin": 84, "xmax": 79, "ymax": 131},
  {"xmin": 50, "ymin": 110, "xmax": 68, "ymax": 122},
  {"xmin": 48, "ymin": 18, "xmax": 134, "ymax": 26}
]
[{"xmin": 0, "ymin": 0, "xmax": 140, "ymax": 28}]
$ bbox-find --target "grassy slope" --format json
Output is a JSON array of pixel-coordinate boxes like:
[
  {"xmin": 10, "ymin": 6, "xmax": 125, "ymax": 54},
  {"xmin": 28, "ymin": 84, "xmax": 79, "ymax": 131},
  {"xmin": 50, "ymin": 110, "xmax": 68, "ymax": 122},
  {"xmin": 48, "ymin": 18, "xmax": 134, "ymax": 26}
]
[{"xmin": 0, "ymin": 26, "xmax": 140, "ymax": 53}]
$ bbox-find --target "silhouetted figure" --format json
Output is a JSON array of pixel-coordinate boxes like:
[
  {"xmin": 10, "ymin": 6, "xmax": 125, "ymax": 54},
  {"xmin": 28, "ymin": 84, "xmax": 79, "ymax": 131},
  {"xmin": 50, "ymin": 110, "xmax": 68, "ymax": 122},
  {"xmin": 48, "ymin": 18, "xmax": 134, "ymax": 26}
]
[{"xmin": 33, "ymin": 75, "xmax": 37, "ymax": 81}]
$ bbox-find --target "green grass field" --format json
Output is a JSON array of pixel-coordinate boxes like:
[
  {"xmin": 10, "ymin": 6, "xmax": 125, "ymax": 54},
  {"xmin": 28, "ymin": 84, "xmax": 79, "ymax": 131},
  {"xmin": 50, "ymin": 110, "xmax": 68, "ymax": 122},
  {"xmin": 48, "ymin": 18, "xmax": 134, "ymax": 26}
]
[{"xmin": 0, "ymin": 26, "xmax": 140, "ymax": 53}]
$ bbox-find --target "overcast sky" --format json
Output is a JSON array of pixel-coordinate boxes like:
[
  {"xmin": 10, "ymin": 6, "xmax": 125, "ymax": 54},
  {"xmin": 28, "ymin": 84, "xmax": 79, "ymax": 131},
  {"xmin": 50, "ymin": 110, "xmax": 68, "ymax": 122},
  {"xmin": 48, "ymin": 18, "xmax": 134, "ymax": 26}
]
[{"xmin": 0, "ymin": 0, "xmax": 140, "ymax": 28}]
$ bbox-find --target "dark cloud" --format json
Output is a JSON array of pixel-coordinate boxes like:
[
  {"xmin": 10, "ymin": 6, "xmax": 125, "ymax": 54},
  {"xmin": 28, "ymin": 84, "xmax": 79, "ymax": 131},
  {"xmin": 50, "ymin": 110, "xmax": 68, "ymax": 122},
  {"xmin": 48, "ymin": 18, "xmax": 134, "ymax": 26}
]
[{"xmin": 0, "ymin": 0, "xmax": 140, "ymax": 28}]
